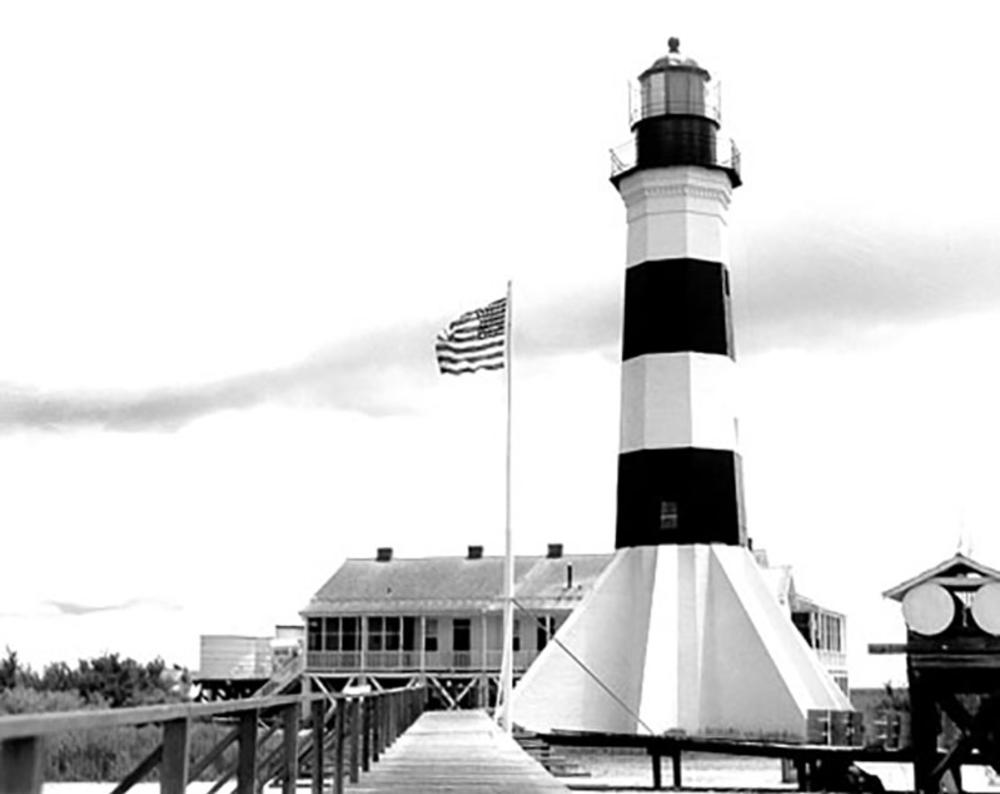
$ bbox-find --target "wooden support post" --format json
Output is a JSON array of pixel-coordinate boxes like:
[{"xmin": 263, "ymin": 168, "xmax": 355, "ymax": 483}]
[
  {"xmin": 910, "ymin": 685, "xmax": 941, "ymax": 794},
  {"xmin": 348, "ymin": 698, "xmax": 361, "ymax": 784},
  {"xmin": 361, "ymin": 697, "xmax": 372, "ymax": 772},
  {"xmin": 282, "ymin": 702, "xmax": 300, "ymax": 794},
  {"xmin": 301, "ymin": 675, "xmax": 312, "ymax": 722},
  {"xmin": 236, "ymin": 710, "xmax": 258, "ymax": 794},
  {"xmin": 333, "ymin": 701, "xmax": 346, "ymax": 794},
  {"xmin": 372, "ymin": 697, "xmax": 382, "ymax": 762},
  {"xmin": 650, "ymin": 752, "xmax": 662, "ymax": 791},
  {"xmin": 161, "ymin": 718, "xmax": 190, "ymax": 794},
  {"xmin": 794, "ymin": 759, "xmax": 807, "ymax": 791},
  {"xmin": 311, "ymin": 699, "xmax": 326, "ymax": 794},
  {"xmin": 672, "ymin": 749, "xmax": 682, "ymax": 789},
  {"xmin": 379, "ymin": 696, "xmax": 388, "ymax": 753},
  {"xmin": 0, "ymin": 737, "xmax": 45, "ymax": 794},
  {"xmin": 388, "ymin": 692, "xmax": 395, "ymax": 743}
]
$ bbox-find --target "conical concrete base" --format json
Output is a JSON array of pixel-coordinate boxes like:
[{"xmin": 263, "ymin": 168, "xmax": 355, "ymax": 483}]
[{"xmin": 511, "ymin": 545, "xmax": 851, "ymax": 740}]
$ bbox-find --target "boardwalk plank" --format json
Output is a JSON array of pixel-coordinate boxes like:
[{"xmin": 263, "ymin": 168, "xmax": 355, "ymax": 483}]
[{"xmin": 348, "ymin": 711, "xmax": 570, "ymax": 793}]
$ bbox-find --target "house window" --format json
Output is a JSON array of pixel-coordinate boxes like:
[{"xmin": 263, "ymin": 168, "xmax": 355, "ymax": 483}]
[
  {"xmin": 537, "ymin": 616, "xmax": 556, "ymax": 652},
  {"xmin": 403, "ymin": 617, "xmax": 417, "ymax": 651},
  {"xmin": 386, "ymin": 616, "xmax": 401, "ymax": 651},
  {"xmin": 512, "ymin": 620, "xmax": 521, "ymax": 652},
  {"xmin": 368, "ymin": 616, "xmax": 402, "ymax": 652},
  {"xmin": 310, "ymin": 617, "xmax": 358, "ymax": 652},
  {"xmin": 792, "ymin": 612, "xmax": 812, "ymax": 647},
  {"xmin": 823, "ymin": 614, "xmax": 842, "ymax": 652},
  {"xmin": 324, "ymin": 617, "xmax": 340, "ymax": 651},
  {"xmin": 341, "ymin": 617, "xmax": 358, "ymax": 651},
  {"xmin": 453, "ymin": 618, "xmax": 471, "ymax": 652},
  {"xmin": 424, "ymin": 619, "xmax": 438, "ymax": 652},
  {"xmin": 307, "ymin": 618, "xmax": 322, "ymax": 651},
  {"xmin": 660, "ymin": 501, "xmax": 679, "ymax": 530}
]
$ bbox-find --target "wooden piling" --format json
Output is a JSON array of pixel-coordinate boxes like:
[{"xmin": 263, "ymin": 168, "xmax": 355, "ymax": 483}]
[
  {"xmin": 349, "ymin": 697, "xmax": 361, "ymax": 783},
  {"xmin": 0, "ymin": 737, "xmax": 44, "ymax": 794},
  {"xmin": 160, "ymin": 718, "xmax": 190, "ymax": 794},
  {"xmin": 236, "ymin": 710, "xmax": 258, "ymax": 794},
  {"xmin": 336, "ymin": 700, "xmax": 349, "ymax": 794},
  {"xmin": 310, "ymin": 699, "xmax": 325, "ymax": 794},
  {"xmin": 361, "ymin": 696, "xmax": 372, "ymax": 772}
]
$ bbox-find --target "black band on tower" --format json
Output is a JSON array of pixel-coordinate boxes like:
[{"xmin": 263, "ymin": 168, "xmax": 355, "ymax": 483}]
[
  {"xmin": 615, "ymin": 448, "xmax": 746, "ymax": 548},
  {"xmin": 622, "ymin": 259, "xmax": 733, "ymax": 361},
  {"xmin": 635, "ymin": 116, "xmax": 718, "ymax": 171}
]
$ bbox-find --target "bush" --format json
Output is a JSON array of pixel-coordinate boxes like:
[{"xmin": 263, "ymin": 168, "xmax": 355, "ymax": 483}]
[
  {"xmin": 0, "ymin": 687, "xmax": 89, "ymax": 715},
  {"xmin": 42, "ymin": 722, "xmax": 238, "ymax": 781},
  {"xmin": 0, "ymin": 649, "xmax": 268, "ymax": 782}
]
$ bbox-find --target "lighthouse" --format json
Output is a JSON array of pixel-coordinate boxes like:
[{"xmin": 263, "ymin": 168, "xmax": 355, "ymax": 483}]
[{"xmin": 511, "ymin": 40, "xmax": 852, "ymax": 739}]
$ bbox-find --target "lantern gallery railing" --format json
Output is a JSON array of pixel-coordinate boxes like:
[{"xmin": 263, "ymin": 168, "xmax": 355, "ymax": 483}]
[
  {"xmin": 0, "ymin": 685, "xmax": 427, "ymax": 794},
  {"xmin": 609, "ymin": 136, "xmax": 742, "ymax": 180}
]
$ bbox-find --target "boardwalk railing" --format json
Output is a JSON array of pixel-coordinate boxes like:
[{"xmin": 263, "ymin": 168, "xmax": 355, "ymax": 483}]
[{"xmin": 0, "ymin": 684, "xmax": 426, "ymax": 794}]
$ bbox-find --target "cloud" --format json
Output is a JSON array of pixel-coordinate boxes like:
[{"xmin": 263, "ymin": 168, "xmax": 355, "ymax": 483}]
[
  {"xmin": 45, "ymin": 598, "xmax": 181, "ymax": 616},
  {"xmin": 0, "ymin": 597, "xmax": 181, "ymax": 619},
  {"xmin": 0, "ymin": 294, "xmax": 621, "ymax": 434},
  {"xmin": 734, "ymin": 221, "xmax": 1000, "ymax": 352},
  {"xmin": 1, "ymin": 227, "xmax": 998, "ymax": 436},
  {"xmin": 0, "ymin": 322, "xmax": 442, "ymax": 433}
]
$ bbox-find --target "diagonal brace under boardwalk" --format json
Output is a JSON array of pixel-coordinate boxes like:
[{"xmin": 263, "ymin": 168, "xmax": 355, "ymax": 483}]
[{"xmin": 347, "ymin": 710, "xmax": 570, "ymax": 793}]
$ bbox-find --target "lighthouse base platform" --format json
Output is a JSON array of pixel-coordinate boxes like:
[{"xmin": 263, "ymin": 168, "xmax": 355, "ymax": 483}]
[{"xmin": 510, "ymin": 544, "xmax": 851, "ymax": 740}]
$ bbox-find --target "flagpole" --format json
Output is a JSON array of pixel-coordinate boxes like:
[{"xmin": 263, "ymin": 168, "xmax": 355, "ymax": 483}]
[{"xmin": 500, "ymin": 279, "xmax": 514, "ymax": 732}]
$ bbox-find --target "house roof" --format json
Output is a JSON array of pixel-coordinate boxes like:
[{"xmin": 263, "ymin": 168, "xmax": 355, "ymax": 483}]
[
  {"xmin": 302, "ymin": 553, "xmax": 613, "ymax": 616},
  {"xmin": 882, "ymin": 553, "xmax": 1000, "ymax": 601},
  {"xmin": 302, "ymin": 548, "xmax": 842, "ymax": 618}
]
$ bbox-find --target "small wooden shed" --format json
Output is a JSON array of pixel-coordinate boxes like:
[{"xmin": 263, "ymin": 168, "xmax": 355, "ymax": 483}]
[{"xmin": 882, "ymin": 553, "xmax": 1000, "ymax": 794}]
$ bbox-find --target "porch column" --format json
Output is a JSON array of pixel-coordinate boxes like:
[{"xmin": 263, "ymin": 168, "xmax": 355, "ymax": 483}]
[
  {"xmin": 480, "ymin": 611, "xmax": 489, "ymax": 708},
  {"xmin": 419, "ymin": 615, "xmax": 427, "ymax": 672},
  {"xmin": 480, "ymin": 612, "xmax": 488, "ymax": 670},
  {"xmin": 360, "ymin": 615, "xmax": 367, "ymax": 673}
]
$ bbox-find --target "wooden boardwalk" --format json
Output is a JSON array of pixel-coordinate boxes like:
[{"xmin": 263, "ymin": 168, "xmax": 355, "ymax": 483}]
[{"xmin": 347, "ymin": 710, "xmax": 571, "ymax": 793}]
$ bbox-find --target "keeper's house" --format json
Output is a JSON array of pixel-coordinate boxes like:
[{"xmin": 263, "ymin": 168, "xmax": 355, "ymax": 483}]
[{"xmin": 299, "ymin": 543, "xmax": 848, "ymax": 708}]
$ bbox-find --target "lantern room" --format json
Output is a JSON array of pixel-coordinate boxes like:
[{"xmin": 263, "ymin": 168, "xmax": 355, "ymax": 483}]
[
  {"xmin": 613, "ymin": 38, "xmax": 740, "ymax": 188},
  {"xmin": 635, "ymin": 36, "xmax": 719, "ymax": 125}
]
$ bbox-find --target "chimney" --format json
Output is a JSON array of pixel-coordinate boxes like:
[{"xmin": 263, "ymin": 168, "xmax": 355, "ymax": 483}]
[
  {"xmin": 467, "ymin": 545, "xmax": 484, "ymax": 560},
  {"xmin": 547, "ymin": 543, "xmax": 563, "ymax": 559},
  {"xmin": 376, "ymin": 547, "xmax": 393, "ymax": 562}
]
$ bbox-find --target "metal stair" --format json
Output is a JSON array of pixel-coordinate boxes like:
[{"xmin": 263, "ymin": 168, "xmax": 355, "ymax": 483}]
[{"xmin": 514, "ymin": 730, "xmax": 592, "ymax": 778}]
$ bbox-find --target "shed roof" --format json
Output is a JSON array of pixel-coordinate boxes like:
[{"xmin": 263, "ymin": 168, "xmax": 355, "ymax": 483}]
[
  {"xmin": 883, "ymin": 553, "xmax": 1000, "ymax": 601},
  {"xmin": 302, "ymin": 553, "xmax": 612, "ymax": 616}
]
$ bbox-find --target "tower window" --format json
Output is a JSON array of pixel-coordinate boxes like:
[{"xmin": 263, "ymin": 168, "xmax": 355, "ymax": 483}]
[{"xmin": 660, "ymin": 501, "xmax": 678, "ymax": 530}]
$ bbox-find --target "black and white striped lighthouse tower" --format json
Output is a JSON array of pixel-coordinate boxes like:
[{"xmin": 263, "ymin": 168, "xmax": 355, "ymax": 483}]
[
  {"xmin": 512, "ymin": 40, "xmax": 852, "ymax": 739},
  {"xmin": 613, "ymin": 37, "xmax": 744, "ymax": 550}
]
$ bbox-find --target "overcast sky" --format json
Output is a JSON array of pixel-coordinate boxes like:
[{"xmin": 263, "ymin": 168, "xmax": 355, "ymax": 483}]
[{"xmin": 2, "ymin": 2, "xmax": 1000, "ymax": 687}]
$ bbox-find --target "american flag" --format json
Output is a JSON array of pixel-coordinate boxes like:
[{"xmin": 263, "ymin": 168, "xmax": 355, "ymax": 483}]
[{"xmin": 435, "ymin": 297, "xmax": 507, "ymax": 375}]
